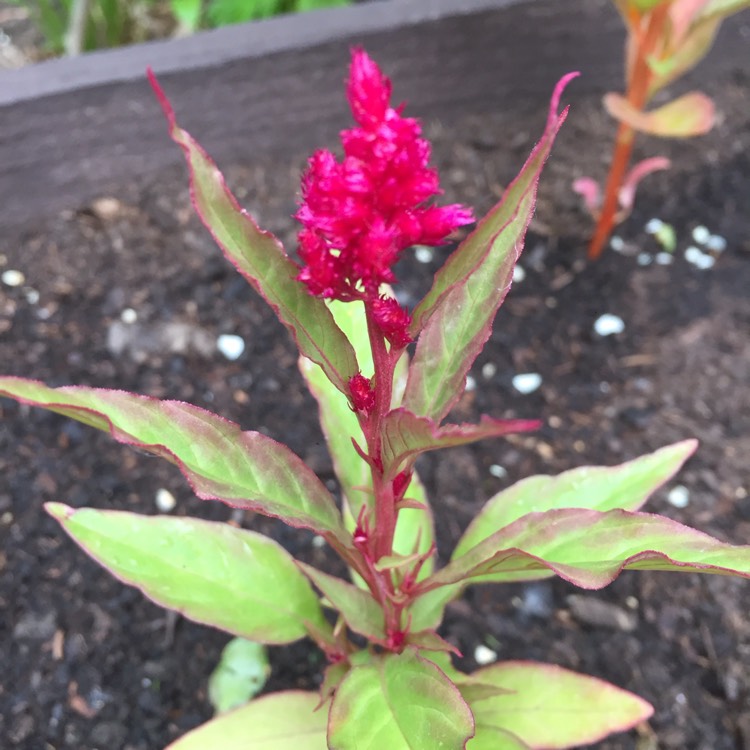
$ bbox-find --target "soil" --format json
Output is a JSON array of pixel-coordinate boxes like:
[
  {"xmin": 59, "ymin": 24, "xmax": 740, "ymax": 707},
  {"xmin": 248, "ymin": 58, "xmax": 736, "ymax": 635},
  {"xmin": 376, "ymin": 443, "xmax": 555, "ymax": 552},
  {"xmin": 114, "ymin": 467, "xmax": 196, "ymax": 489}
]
[{"xmin": 1, "ymin": 59, "xmax": 749, "ymax": 750}]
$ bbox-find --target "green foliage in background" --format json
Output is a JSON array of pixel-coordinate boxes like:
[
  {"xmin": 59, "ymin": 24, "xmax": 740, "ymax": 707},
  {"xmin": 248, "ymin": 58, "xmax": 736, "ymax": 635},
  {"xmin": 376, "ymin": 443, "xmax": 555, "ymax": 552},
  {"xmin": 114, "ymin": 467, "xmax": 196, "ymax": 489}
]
[{"xmin": 10, "ymin": 0, "xmax": 350, "ymax": 56}]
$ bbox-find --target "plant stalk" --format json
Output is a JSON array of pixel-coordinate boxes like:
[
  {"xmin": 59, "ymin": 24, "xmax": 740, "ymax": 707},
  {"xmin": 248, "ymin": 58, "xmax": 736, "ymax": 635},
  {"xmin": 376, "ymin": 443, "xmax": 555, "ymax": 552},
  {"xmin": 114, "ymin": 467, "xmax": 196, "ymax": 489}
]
[{"xmin": 588, "ymin": 4, "xmax": 668, "ymax": 259}]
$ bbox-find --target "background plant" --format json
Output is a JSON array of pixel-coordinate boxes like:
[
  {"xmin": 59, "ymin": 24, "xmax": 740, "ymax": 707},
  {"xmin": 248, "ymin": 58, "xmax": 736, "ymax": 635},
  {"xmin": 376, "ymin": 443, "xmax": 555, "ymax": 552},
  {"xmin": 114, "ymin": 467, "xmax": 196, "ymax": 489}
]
[
  {"xmin": 8, "ymin": 0, "xmax": 349, "ymax": 56},
  {"xmin": 579, "ymin": 0, "xmax": 750, "ymax": 259},
  {"xmin": 1, "ymin": 50, "xmax": 749, "ymax": 749}
]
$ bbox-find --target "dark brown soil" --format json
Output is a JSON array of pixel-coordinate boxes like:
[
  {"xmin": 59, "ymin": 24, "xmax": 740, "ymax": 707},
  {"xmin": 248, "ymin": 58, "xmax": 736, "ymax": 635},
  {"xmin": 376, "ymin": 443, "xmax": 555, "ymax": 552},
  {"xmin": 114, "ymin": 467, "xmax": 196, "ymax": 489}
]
[{"xmin": 1, "ymin": 68, "xmax": 749, "ymax": 750}]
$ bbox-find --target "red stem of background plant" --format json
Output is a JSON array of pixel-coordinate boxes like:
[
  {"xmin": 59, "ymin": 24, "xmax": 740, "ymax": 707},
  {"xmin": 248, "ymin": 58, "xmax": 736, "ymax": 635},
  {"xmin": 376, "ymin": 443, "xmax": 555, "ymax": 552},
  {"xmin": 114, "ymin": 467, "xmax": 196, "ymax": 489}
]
[{"xmin": 588, "ymin": 4, "xmax": 669, "ymax": 260}]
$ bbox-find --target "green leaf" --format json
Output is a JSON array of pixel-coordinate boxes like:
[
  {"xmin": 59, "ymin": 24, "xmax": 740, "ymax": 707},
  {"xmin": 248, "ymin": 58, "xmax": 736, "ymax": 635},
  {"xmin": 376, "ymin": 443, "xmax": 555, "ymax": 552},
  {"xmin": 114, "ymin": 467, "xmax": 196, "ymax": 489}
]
[
  {"xmin": 46, "ymin": 504, "xmax": 329, "ymax": 644},
  {"xmin": 328, "ymin": 649, "xmax": 474, "ymax": 750},
  {"xmin": 206, "ymin": 0, "xmax": 280, "ymax": 25},
  {"xmin": 604, "ymin": 91, "xmax": 715, "ymax": 137},
  {"xmin": 165, "ymin": 690, "xmax": 327, "ymax": 749},
  {"xmin": 422, "ymin": 508, "xmax": 750, "ymax": 590},
  {"xmin": 299, "ymin": 299, "xmax": 372, "ymax": 529},
  {"xmin": 208, "ymin": 638, "xmax": 270, "ymax": 714},
  {"xmin": 648, "ymin": 17, "xmax": 721, "ymax": 94},
  {"xmin": 467, "ymin": 727, "xmax": 530, "ymax": 750},
  {"xmin": 409, "ymin": 583, "xmax": 462, "ymax": 632},
  {"xmin": 170, "ymin": 0, "xmax": 203, "ymax": 30},
  {"xmin": 699, "ymin": 0, "xmax": 750, "ymax": 19},
  {"xmin": 468, "ymin": 661, "xmax": 652, "ymax": 749},
  {"xmin": 299, "ymin": 562, "xmax": 385, "ymax": 641},
  {"xmin": 149, "ymin": 70, "xmax": 358, "ymax": 397},
  {"xmin": 382, "ymin": 408, "xmax": 538, "ymax": 479},
  {"xmin": 0, "ymin": 378, "xmax": 345, "ymax": 539},
  {"xmin": 403, "ymin": 74, "xmax": 574, "ymax": 421},
  {"xmin": 630, "ymin": 0, "xmax": 669, "ymax": 9},
  {"xmin": 296, "ymin": 0, "xmax": 350, "ymax": 10},
  {"xmin": 454, "ymin": 440, "xmax": 697, "ymax": 559}
]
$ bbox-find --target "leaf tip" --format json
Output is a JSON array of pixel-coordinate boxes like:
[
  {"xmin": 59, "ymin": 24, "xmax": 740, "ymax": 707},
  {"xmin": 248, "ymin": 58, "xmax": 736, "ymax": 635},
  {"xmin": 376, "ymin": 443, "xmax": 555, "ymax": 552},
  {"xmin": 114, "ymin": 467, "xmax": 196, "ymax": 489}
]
[
  {"xmin": 147, "ymin": 67, "xmax": 177, "ymax": 131},
  {"xmin": 44, "ymin": 502, "xmax": 73, "ymax": 522}
]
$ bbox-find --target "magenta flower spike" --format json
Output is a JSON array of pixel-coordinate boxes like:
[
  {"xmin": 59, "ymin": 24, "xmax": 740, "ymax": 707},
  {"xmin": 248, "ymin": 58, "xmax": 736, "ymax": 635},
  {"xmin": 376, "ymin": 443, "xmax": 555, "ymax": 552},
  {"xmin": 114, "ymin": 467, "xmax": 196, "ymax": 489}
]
[{"xmin": 296, "ymin": 48, "xmax": 474, "ymax": 347}]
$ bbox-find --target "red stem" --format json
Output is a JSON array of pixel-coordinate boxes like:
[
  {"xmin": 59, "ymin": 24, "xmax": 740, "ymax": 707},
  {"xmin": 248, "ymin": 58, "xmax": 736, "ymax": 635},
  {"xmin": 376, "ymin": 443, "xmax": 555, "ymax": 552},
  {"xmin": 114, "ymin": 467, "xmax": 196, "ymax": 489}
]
[{"xmin": 588, "ymin": 4, "xmax": 669, "ymax": 260}]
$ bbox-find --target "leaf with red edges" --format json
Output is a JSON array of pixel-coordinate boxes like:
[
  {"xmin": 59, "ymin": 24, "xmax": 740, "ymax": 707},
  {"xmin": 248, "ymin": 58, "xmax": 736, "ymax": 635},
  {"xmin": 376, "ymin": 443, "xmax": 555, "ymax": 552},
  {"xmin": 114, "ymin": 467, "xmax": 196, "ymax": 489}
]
[
  {"xmin": 468, "ymin": 661, "xmax": 653, "ymax": 749},
  {"xmin": 46, "ymin": 504, "xmax": 329, "ymax": 645},
  {"xmin": 403, "ymin": 74, "xmax": 576, "ymax": 421},
  {"xmin": 148, "ymin": 70, "xmax": 358, "ymax": 396},
  {"xmin": 422, "ymin": 508, "xmax": 750, "ymax": 591},
  {"xmin": 298, "ymin": 563, "xmax": 385, "ymax": 641},
  {"xmin": 381, "ymin": 408, "xmax": 539, "ymax": 479},
  {"xmin": 604, "ymin": 91, "xmax": 715, "ymax": 137},
  {"xmin": 454, "ymin": 440, "xmax": 698, "ymax": 561},
  {"xmin": 0, "ymin": 377, "xmax": 346, "ymax": 540},
  {"xmin": 165, "ymin": 690, "xmax": 327, "ymax": 749},
  {"xmin": 328, "ymin": 650, "xmax": 475, "ymax": 750}
]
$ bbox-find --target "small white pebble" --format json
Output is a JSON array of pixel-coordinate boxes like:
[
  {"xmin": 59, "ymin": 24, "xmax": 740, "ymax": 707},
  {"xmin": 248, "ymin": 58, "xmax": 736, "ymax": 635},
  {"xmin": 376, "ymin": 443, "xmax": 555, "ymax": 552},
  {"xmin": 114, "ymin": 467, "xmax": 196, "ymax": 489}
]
[
  {"xmin": 414, "ymin": 246, "xmax": 434, "ymax": 264},
  {"xmin": 645, "ymin": 218, "xmax": 664, "ymax": 234},
  {"xmin": 705, "ymin": 234, "xmax": 726, "ymax": 253},
  {"xmin": 667, "ymin": 485, "xmax": 690, "ymax": 508},
  {"xmin": 481, "ymin": 362, "xmax": 497, "ymax": 380},
  {"xmin": 636, "ymin": 252, "xmax": 652, "ymax": 266},
  {"xmin": 593, "ymin": 313, "xmax": 625, "ymax": 337},
  {"xmin": 512, "ymin": 265, "xmax": 526, "ymax": 283},
  {"xmin": 311, "ymin": 535, "xmax": 326, "ymax": 549},
  {"xmin": 675, "ymin": 693, "xmax": 687, "ymax": 706},
  {"xmin": 512, "ymin": 373, "xmax": 542, "ymax": 394},
  {"xmin": 489, "ymin": 464, "xmax": 507, "ymax": 479},
  {"xmin": 465, "ymin": 375, "xmax": 477, "ymax": 392},
  {"xmin": 155, "ymin": 488, "xmax": 176, "ymax": 512},
  {"xmin": 625, "ymin": 596, "xmax": 639, "ymax": 610},
  {"xmin": 37, "ymin": 307, "xmax": 52, "ymax": 320},
  {"xmin": 24, "ymin": 288, "xmax": 40, "ymax": 304},
  {"xmin": 655, "ymin": 252, "xmax": 674, "ymax": 266},
  {"xmin": 691, "ymin": 225, "xmax": 710, "ymax": 245},
  {"xmin": 2, "ymin": 269, "xmax": 25, "ymax": 287},
  {"xmin": 685, "ymin": 246, "xmax": 715, "ymax": 270},
  {"xmin": 609, "ymin": 235, "xmax": 625, "ymax": 253},
  {"xmin": 217, "ymin": 334, "xmax": 246, "ymax": 360},
  {"xmin": 120, "ymin": 308, "xmax": 137, "ymax": 324},
  {"xmin": 474, "ymin": 645, "xmax": 497, "ymax": 666}
]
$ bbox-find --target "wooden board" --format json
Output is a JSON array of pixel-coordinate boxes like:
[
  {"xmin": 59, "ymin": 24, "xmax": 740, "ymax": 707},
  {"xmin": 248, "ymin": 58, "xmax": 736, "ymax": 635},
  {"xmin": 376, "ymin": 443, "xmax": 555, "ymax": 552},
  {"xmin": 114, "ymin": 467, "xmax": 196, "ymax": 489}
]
[{"xmin": 0, "ymin": 0, "xmax": 747, "ymax": 228}]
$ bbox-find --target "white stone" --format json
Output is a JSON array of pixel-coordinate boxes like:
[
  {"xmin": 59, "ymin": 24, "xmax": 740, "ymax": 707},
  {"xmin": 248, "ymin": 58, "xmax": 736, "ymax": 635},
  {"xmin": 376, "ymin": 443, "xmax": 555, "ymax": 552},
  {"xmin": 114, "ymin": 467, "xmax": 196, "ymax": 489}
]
[
  {"xmin": 2, "ymin": 269, "xmax": 25, "ymax": 287},
  {"xmin": 512, "ymin": 373, "xmax": 542, "ymax": 394},
  {"xmin": 685, "ymin": 246, "xmax": 715, "ymax": 270},
  {"xmin": 691, "ymin": 225, "xmax": 710, "ymax": 245},
  {"xmin": 481, "ymin": 362, "xmax": 497, "ymax": 380},
  {"xmin": 593, "ymin": 314, "xmax": 625, "ymax": 337},
  {"xmin": 414, "ymin": 246, "xmax": 434, "ymax": 264},
  {"xmin": 609, "ymin": 236, "xmax": 625, "ymax": 253},
  {"xmin": 705, "ymin": 234, "xmax": 727, "ymax": 253},
  {"xmin": 155, "ymin": 488, "xmax": 176, "ymax": 512},
  {"xmin": 24, "ymin": 288, "xmax": 40, "ymax": 304},
  {"xmin": 489, "ymin": 464, "xmax": 507, "ymax": 479},
  {"xmin": 667, "ymin": 485, "xmax": 690, "ymax": 508},
  {"xmin": 512, "ymin": 265, "xmax": 526, "ymax": 283},
  {"xmin": 465, "ymin": 375, "xmax": 477, "ymax": 392},
  {"xmin": 474, "ymin": 645, "xmax": 498, "ymax": 666},
  {"xmin": 121, "ymin": 308, "xmax": 137, "ymax": 324},
  {"xmin": 645, "ymin": 218, "xmax": 664, "ymax": 234},
  {"xmin": 636, "ymin": 252, "xmax": 652, "ymax": 266},
  {"xmin": 655, "ymin": 252, "xmax": 674, "ymax": 265},
  {"xmin": 217, "ymin": 334, "xmax": 246, "ymax": 360}
]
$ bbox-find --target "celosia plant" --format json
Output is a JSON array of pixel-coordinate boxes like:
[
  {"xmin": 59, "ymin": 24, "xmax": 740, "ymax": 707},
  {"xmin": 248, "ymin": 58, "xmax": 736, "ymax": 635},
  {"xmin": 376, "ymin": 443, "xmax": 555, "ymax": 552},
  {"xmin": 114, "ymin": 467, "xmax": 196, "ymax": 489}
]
[
  {"xmin": 579, "ymin": 0, "xmax": 750, "ymax": 259},
  {"xmin": 2, "ymin": 50, "xmax": 749, "ymax": 749}
]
